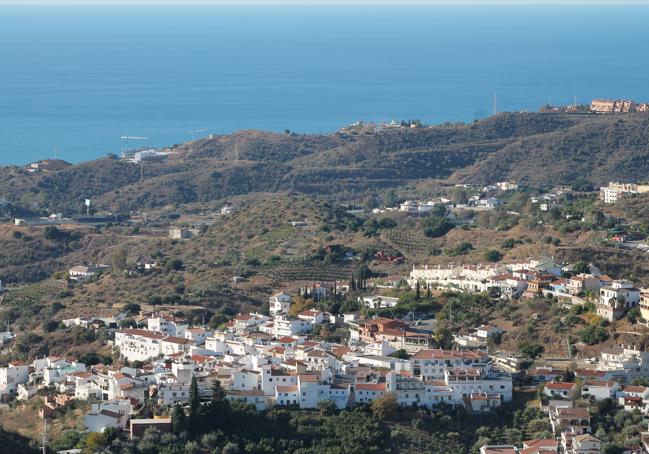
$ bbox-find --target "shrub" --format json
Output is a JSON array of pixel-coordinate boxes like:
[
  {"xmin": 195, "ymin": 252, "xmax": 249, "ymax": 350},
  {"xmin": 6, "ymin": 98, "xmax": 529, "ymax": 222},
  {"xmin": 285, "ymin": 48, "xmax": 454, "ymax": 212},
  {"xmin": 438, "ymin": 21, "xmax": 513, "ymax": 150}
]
[
  {"xmin": 484, "ymin": 250, "xmax": 503, "ymax": 262},
  {"xmin": 447, "ymin": 242, "xmax": 473, "ymax": 256}
]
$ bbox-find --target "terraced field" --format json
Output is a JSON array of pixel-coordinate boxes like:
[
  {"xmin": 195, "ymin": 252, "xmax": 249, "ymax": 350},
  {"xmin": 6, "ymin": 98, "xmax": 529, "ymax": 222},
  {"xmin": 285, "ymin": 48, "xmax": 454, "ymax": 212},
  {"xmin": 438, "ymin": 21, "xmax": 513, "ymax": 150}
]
[
  {"xmin": 384, "ymin": 227, "xmax": 438, "ymax": 256},
  {"xmin": 259, "ymin": 261, "xmax": 358, "ymax": 286}
]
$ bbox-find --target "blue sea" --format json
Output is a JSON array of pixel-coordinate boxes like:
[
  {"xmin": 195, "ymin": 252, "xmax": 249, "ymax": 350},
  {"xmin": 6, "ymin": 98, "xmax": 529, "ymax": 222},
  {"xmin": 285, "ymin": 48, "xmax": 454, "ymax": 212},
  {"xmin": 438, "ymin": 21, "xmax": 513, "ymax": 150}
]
[{"xmin": 1, "ymin": 5, "xmax": 649, "ymax": 165}]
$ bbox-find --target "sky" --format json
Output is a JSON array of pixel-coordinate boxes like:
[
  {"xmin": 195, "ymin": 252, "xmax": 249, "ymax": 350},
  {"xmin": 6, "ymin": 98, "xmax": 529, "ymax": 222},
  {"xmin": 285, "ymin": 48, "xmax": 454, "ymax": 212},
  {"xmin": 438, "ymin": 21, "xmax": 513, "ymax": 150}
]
[{"xmin": 1, "ymin": 0, "xmax": 648, "ymax": 5}]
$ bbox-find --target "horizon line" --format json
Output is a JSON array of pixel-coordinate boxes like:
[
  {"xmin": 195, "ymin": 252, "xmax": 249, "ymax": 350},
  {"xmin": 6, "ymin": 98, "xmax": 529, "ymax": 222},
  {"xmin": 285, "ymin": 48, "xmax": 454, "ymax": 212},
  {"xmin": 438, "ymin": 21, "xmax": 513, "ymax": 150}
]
[{"xmin": 2, "ymin": 1, "xmax": 649, "ymax": 5}]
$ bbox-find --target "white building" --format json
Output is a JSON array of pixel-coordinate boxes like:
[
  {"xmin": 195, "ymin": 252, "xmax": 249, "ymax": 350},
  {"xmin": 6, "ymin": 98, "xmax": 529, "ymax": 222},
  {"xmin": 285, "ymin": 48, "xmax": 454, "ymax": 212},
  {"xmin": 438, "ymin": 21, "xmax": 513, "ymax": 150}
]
[
  {"xmin": 297, "ymin": 310, "xmax": 325, "ymax": 326},
  {"xmin": 598, "ymin": 346, "xmax": 649, "ymax": 382},
  {"xmin": 85, "ymin": 400, "xmax": 131, "ymax": 432},
  {"xmin": 0, "ymin": 362, "xmax": 29, "ymax": 395},
  {"xmin": 597, "ymin": 280, "xmax": 640, "ymax": 321},
  {"xmin": 600, "ymin": 182, "xmax": 649, "ymax": 204},
  {"xmin": 184, "ymin": 328, "xmax": 212, "ymax": 345},
  {"xmin": 160, "ymin": 336, "xmax": 193, "ymax": 357},
  {"xmin": 360, "ymin": 295, "xmax": 400, "ymax": 309},
  {"xmin": 115, "ymin": 329, "xmax": 165, "ymax": 362},
  {"xmin": 68, "ymin": 264, "xmax": 110, "ymax": 281},
  {"xmin": 226, "ymin": 389, "xmax": 267, "ymax": 410},
  {"xmin": 269, "ymin": 292, "xmax": 292, "ymax": 316},
  {"xmin": 411, "ymin": 349, "xmax": 491, "ymax": 381},
  {"xmin": 147, "ymin": 315, "xmax": 188, "ymax": 337},
  {"xmin": 273, "ymin": 316, "xmax": 311, "ymax": 337},
  {"xmin": 581, "ymin": 380, "xmax": 619, "ymax": 401}
]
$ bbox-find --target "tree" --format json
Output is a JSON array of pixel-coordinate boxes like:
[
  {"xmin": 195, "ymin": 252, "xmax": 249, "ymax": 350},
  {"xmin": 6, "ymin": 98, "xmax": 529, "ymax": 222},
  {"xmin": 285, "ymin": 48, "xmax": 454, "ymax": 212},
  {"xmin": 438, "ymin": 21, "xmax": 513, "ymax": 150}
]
[
  {"xmin": 382, "ymin": 189, "xmax": 397, "ymax": 208},
  {"xmin": 171, "ymin": 404, "xmax": 186, "ymax": 434},
  {"xmin": 123, "ymin": 303, "xmax": 141, "ymax": 315},
  {"xmin": 111, "ymin": 248, "xmax": 127, "ymax": 274},
  {"xmin": 222, "ymin": 442, "xmax": 240, "ymax": 454},
  {"xmin": 572, "ymin": 261, "xmax": 590, "ymax": 275},
  {"xmin": 51, "ymin": 429, "xmax": 84, "ymax": 452},
  {"xmin": 627, "ymin": 306, "xmax": 640, "ymax": 324},
  {"xmin": 188, "ymin": 375, "xmax": 200, "ymax": 436},
  {"xmin": 518, "ymin": 342, "xmax": 544, "ymax": 359},
  {"xmin": 501, "ymin": 238, "xmax": 518, "ymax": 249},
  {"xmin": 371, "ymin": 393, "xmax": 398, "ymax": 420},
  {"xmin": 42, "ymin": 319, "xmax": 59, "ymax": 332},
  {"xmin": 83, "ymin": 432, "xmax": 107, "ymax": 454},
  {"xmin": 288, "ymin": 296, "xmax": 315, "ymax": 318},
  {"xmin": 363, "ymin": 196, "xmax": 379, "ymax": 212},
  {"xmin": 44, "ymin": 226, "xmax": 66, "ymax": 241},
  {"xmin": 317, "ymin": 399, "xmax": 337, "ymax": 416},
  {"xmin": 580, "ymin": 324, "xmax": 608, "ymax": 345},
  {"xmin": 423, "ymin": 215, "xmax": 454, "ymax": 238},
  {"xmin": 415, "ymin": 281, "xmax": 421, "ymax": 301},
  {"xmin": 390, "ymin": 349, "xmax": 410, "ymax": 360},
  {"xmin": 571, "ymin": 178, "xmax": 594, "ymax": 192},
  {"xmin": 211, "ymin": 379, "xmax": 226, "ymax": 402},
  {"xmin": 447, "ymin": 241, "xmax": 473, "ymax": 256},
  {"xmin": 165, "ymin": 259, "xmax": 184, "ymax": 271}
]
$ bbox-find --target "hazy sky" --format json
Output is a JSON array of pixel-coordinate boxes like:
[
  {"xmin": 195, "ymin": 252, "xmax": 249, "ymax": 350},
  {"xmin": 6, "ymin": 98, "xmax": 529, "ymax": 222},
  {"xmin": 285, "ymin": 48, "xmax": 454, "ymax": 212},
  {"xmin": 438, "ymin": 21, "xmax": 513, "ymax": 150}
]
[{"xmin": 2, "ymin": 0, "xmax": 648, "ymax": 5}]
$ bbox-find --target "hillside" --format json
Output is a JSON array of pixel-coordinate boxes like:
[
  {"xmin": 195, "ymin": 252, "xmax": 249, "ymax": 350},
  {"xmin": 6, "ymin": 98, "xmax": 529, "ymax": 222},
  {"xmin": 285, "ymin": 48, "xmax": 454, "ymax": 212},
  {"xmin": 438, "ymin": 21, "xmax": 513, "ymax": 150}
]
[
  {"xmin": 6, "ymin": 112, "xmax": 649, "ymax": 214},
  {"xmin": 454, "ymin": 113, "xmax": 649, "ymax": 187}
]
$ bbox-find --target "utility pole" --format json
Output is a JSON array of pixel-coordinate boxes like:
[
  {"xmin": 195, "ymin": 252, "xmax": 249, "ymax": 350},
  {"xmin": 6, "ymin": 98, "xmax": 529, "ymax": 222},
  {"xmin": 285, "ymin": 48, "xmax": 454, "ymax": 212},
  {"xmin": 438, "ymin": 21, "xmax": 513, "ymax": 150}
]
[
  {"xmin": 40, "ymin": 419, "xmax": 48, "ymax": 454},
  {"xmin": 448, "ymin": 302, "xmax": 452, "ymax": 330}
]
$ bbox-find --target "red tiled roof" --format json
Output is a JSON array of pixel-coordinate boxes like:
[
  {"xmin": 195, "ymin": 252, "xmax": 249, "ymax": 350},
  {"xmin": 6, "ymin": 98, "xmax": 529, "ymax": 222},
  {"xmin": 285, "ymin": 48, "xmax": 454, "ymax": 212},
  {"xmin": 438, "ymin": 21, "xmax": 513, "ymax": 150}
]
[
  {"xmin": 583, "ymin": 380, "xmax": 616, "ymax": 387},
  {"xmin": 355, "ymin": 383, "xmax": 386, "ymax": 391},
  {"xmin": 298, "ymin": 374, "xmax": 319, "ymax": 382},
  {"xmin": 412, "ymin": 349, "xmax": 487, "ymax": 360},
  {"xmin": 117, "ymin": 329, "xmax": 166, "ymax": 340},
  {"xmin": 523, "ymin": 438, "xmax": 558, "ymax": 449},
  {"xmin": 162, "ymin": 336, "xmax": 192, "ymax": 345},
  {"xmin": 555, "ymin": 407, "xmax": 590, "ymax": 419},
  {"xmin": 623, "ymin": 385, "xmax": 648, "ymax": 393},
  {"xmin": 298, "ymin": 310, "xmax": 322, "ymax": 317},
  {"xmin": 276, "ymin": 385, "xmax": 298, "ymax": 393},
  {"xmin": 545, "ymin": 382, "xmax": 575, "ymax": 390}
]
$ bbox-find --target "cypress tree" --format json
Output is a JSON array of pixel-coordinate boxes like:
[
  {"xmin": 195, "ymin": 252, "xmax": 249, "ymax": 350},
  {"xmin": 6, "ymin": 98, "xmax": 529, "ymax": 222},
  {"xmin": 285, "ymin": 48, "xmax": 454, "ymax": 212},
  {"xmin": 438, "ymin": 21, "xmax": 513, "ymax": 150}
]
[
  {"xmin": 171, "ymin": 403, "xmax": 186, "ymax": 434},
  {"xmin": 189, "ymin": 375, "xmax": 200, "ymax": 436}
]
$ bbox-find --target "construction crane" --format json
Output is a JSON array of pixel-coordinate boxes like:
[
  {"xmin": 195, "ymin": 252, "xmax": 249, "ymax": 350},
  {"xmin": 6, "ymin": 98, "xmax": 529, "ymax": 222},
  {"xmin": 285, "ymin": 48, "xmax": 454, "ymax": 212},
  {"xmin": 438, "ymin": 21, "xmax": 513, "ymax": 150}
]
[
  {"xmin": 120, "ymin": 136, "xmax": 148, "ymax": 157},
  {"xmin": 189, "ymin": 129, "xmax": 208, "ymax": 140}
]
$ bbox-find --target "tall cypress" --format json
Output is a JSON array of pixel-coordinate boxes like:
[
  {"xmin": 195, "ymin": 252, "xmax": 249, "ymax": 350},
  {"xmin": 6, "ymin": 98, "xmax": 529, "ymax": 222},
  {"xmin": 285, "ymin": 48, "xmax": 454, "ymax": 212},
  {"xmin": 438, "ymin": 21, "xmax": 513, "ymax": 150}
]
[{"xmin": 189, "ymin": 375, "xmax": 200, "ymax": 436}]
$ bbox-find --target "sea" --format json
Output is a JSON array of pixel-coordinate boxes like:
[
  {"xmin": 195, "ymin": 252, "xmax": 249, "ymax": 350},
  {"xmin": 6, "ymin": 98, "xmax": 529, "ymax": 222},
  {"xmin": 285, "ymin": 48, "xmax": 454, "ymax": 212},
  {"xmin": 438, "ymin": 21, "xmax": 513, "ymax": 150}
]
[{"xmin": 1, "ymin": 5, "xmax": 649, "ymax": 165}]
